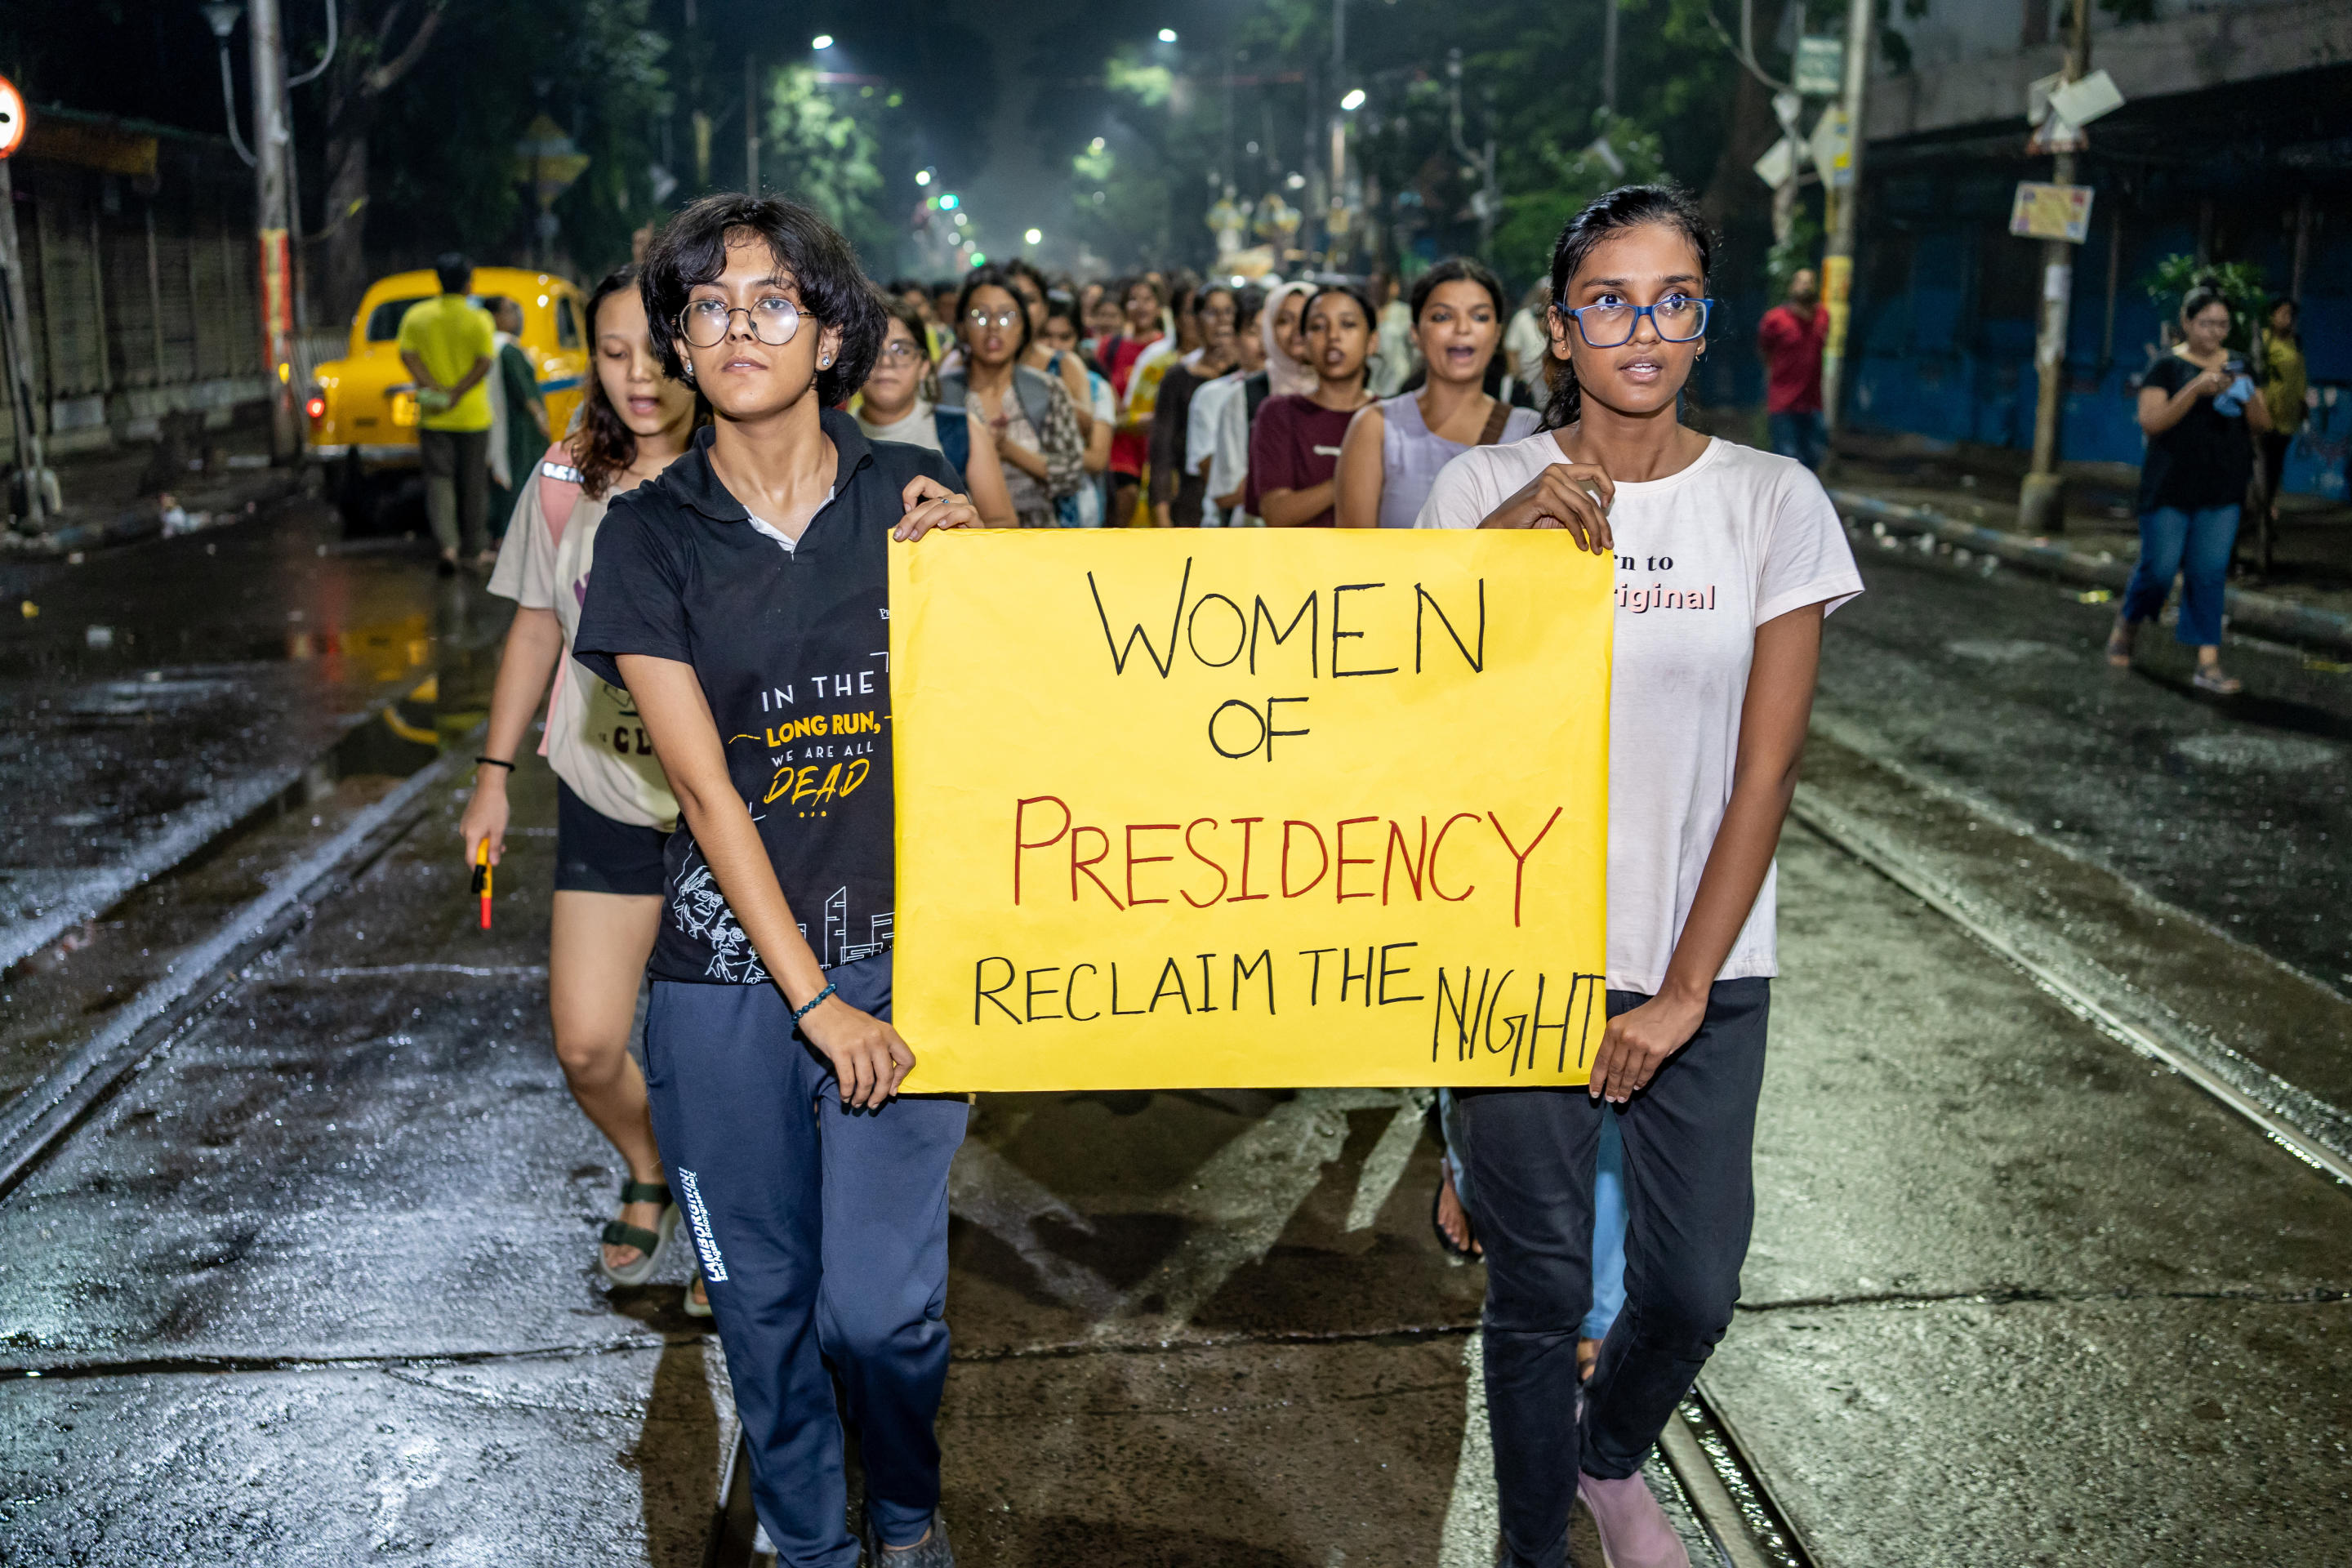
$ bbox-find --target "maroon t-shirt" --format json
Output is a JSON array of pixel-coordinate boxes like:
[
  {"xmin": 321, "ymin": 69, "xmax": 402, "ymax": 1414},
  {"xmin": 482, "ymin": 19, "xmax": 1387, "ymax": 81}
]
[{"xmin": 1245, "ymin": 394, "xmax": 1359, "ymax": 527}]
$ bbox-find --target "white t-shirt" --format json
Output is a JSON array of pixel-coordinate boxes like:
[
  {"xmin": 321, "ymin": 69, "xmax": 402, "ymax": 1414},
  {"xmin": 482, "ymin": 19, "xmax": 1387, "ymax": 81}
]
[
  {"xmin": 856, "ymin": 400, "xmax": 941, "ymax": 453},
  {"xmin": 1416, "ymin": 434, "xmax": 1862, "ymax": 993},
  {"xmin": 487, "ymin": 466, "xmax": 681, "ymax": 831},
  {"xmin": 1208, "ymin": 377, "xmax": 1260, "ymax": 526}
]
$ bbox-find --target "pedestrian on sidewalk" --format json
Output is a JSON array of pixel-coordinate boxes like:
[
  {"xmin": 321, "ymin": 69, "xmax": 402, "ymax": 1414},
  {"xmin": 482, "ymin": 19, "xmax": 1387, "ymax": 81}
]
[
  {"xmin": 1417, "ymin": 184, "xmax": 1863, "ymax": 1568},
  {"xmin": 1757, "ymin": 266, "xmax": 1829, "ymax": 471},
  {"xmin": 2261, "ymin": 296, "xmax": 2306, "ymax": 527},
  {"xmin": 398, "ymin": 253, "xmax": 499, "ymax": 572},
  {"xmin": 575, "ymin": 193, "xmax": 982, "ymax": 1568},
  {"xmin": 486, "ymin": 297, "xmax": 550, "ymax": 544},
  {"xmin": 464, "ymin": 266, "xmax": 703, "ymax": 1305},
  {"xmin": 2110, "ymin": 285, "xmax": 2273, "ymax": 695}
]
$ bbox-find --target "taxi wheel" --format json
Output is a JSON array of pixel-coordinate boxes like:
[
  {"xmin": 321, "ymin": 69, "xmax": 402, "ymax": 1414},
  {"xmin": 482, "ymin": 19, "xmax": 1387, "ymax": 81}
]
[{"xmin": 334, "ymin": 453, "xmax": 380, "ymax": 531}]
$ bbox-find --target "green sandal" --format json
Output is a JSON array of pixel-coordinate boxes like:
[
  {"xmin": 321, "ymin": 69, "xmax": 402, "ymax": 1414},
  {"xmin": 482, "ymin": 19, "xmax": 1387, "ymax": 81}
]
[{"xmin": 599, "ymin": 1178, "xmax": 679, "ymax": 1287}]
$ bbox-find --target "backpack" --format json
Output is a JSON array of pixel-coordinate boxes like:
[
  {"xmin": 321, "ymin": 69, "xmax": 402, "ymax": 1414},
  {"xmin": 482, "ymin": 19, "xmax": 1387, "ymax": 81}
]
[
  {"xmin": 929, "ymin": 405, "xmax": 973, "ymax": 478},
  {"xmin": 938, "ymin": 364, "xmax": 1057, "ymax": 443}
]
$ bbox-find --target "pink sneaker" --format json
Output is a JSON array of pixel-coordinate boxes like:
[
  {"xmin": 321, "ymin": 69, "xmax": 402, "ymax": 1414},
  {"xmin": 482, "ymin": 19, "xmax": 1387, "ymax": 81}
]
[{"xmin": 1578, "ymin": 1471, "xmax": 1689, "ymax": 1568}]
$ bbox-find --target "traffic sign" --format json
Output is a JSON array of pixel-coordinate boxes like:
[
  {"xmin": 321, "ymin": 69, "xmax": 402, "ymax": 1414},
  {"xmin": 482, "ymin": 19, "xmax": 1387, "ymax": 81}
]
[
  {"xmin": 0, "ymin": 74, "xmax": 26, "ymax": 161},
  {"xmin": 1793, "ymin": 37, "xmax": 1844, "ymax": 97}
]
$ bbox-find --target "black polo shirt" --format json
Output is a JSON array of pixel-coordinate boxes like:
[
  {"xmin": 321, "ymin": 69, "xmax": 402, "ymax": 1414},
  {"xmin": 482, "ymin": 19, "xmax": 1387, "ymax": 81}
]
[{"xmin": 573, "ymin": 411, "xmax": 959, "ymax": 985}]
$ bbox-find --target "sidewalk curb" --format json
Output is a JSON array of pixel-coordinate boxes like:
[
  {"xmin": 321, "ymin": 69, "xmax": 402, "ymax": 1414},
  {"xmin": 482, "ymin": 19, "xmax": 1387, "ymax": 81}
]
[
  {"xmin": 1829, "ymin": 488, "xmax": 2352, "ymax": 654},
  {"xmin": 6, "ymin": 470, "xmax": 304, "ymax": 559}
]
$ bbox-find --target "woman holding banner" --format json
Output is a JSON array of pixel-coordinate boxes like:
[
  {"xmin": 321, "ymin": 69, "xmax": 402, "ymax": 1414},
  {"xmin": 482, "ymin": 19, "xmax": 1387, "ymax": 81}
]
[
  {"xmin": 1418, "ymin": 185, "xmax": 1862, "ymax": 1568},
  {"xmin": 575, "ymin": 193, "xmax": 981, "ymax": 1568}
]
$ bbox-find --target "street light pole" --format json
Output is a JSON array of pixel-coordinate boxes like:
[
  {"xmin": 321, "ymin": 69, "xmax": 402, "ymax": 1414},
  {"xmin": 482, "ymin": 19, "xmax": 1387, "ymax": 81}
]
[
  {"xmin": 1817, "ymin": 0, "xmax": 1877, "ymax": 444},
  {"xmin": 2019, "ymin": 0, "xmax": 2093, "ymax": 535},
  {"xmin": 248, "ymin": 0, "xmax": 299, "ymax": 462},
  {"xmin": 0, "ymin": 146, "xmax": 51, "ymax": 526}
]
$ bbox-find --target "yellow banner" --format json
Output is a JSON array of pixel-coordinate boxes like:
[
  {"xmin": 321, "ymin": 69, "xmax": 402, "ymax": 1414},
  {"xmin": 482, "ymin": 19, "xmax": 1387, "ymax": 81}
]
[{"xmin": 889, "ymin": 530, "xmax": 1612, "ymax": 1091}]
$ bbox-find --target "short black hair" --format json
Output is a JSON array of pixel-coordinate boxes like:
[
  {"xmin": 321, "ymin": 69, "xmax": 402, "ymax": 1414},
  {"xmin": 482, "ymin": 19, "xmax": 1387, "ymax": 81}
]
[
  {"xmin": 956, "ymin": 265, "xmax": 1035, "ymax": 358},
  {"xmin": 434, "ymin": 252, "xmax": 473, "ymax": 296},
  {"xmin": 640, "ymin": 192, "xmax": 884, "ymax": 404},
  {"xmin": 1233, "ymin": 286, "xmax": 1266, "ymax": 331}
]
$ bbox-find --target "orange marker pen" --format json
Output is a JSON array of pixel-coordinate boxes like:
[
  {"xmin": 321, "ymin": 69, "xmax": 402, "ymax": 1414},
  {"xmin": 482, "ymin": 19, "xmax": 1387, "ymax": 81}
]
[{"xmin": 472, "ymin": 840, "xmax": 493, "ymax": 930}]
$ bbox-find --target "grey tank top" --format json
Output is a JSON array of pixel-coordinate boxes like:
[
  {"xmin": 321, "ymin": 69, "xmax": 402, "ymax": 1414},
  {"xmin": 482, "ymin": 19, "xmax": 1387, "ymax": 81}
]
[{"xmin": 1376, "ymin": 393, "xmax": 1544, "ymax": 528}]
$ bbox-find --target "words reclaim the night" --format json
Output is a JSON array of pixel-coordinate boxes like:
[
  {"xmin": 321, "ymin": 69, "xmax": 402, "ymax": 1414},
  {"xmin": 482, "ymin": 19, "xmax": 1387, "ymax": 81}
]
[{"xmin": 890, "ymin": 529, "xmax": 1614, "ymax": 1092}]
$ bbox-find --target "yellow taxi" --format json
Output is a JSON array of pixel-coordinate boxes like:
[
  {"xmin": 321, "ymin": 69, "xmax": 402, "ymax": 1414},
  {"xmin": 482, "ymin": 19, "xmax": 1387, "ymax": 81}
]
[{"xmin": 305, "ymin": 265, "xmax": 590, "ymax": 519}]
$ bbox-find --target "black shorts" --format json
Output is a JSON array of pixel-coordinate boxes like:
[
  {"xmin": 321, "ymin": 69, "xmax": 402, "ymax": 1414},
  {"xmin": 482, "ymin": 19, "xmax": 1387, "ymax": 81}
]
[{"xmin": 554, "ymin": 779, "xmax": 670, "ymax": 897}]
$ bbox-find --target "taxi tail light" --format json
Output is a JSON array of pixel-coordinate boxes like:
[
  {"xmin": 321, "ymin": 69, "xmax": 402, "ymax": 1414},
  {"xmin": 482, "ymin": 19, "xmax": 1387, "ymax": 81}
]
[{"xmin": 305, "ymin": 395, "xmax": 327, "ymax": 421}]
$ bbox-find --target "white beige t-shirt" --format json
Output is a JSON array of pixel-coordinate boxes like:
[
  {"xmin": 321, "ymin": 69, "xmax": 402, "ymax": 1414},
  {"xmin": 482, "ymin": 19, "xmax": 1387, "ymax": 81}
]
[
  {"xmin": 488, "ymin": 468, "xmax": 680, "ymax": 831},
  {"xmin": 1416, "ymin": 434, "xmax": 1862, "ymax": 994}
]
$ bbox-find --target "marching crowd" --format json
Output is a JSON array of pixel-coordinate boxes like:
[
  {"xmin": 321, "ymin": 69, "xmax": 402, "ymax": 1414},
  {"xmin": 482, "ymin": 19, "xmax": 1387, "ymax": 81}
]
[{"xmin": 453, "ymin": 180, "xmax": 1866, "ymax": 1568}]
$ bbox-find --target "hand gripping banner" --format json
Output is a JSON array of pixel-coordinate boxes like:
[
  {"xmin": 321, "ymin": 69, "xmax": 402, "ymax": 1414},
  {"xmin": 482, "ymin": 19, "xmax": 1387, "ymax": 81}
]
[{"xmin": 889, "ymin": 528, "xmax": 1612, "ymax": 1091}]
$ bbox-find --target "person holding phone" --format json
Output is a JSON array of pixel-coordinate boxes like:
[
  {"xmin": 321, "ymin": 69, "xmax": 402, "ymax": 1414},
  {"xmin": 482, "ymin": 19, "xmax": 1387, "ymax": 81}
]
[{"xmin": 2110, "ymin": 285, "xmax": 2272, "ymax": 694}]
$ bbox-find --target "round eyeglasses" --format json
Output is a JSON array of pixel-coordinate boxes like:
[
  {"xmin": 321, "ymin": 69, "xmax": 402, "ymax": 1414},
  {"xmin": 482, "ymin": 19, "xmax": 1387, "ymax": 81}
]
[
  {"xmin": 965, "ymin": 306, "xmax": 1023, "ymax": 330},
  {"xmin": 679, "ymin": 296, "xmax": 803, "ymax": 349},
  {"xmin": 1559, "ymin": 296, "xmax": 1713, "ymax": 349}
]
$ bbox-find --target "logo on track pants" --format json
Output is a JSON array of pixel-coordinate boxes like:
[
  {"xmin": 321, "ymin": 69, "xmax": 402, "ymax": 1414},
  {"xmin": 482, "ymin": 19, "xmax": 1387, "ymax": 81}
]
[{"xmin": 677, "ymin": 1167, "xmax": 728, "ymax": 1282}]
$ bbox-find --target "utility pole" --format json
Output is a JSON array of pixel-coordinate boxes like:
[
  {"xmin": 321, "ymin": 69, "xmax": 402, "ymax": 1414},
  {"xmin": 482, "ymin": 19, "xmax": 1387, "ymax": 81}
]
[
  {"xmin": 1817, "ymin": 0, "xmax": 1877, "ymax": 444},
  {"xmin": 2019, "ymin": 0, "xmax": 2094, "ymax": 533},
  {"xmin": 744, "ymin": 57, "xmax": 760, "ymax": 196},
  {"xmin": 1326, "ymin": 0, "xmax": 1346, "ymax": 265},
  {"xmin": 249, "ymin": 0, "xmax": 298, "ymax": 463},
  {"xmin": 0, "ymin": 85, "xmax": 51, "ymax": 527}
]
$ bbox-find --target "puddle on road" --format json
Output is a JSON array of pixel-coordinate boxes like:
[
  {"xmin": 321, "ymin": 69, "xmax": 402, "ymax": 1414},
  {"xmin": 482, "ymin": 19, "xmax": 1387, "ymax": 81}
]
[
  {"xmin": 1944, "ymin": 638, "xmax": 2071, "ymax": 665},
  {"xmin": 2172, "ymin": 732, "xmax": 2344, "ymax": 771}
]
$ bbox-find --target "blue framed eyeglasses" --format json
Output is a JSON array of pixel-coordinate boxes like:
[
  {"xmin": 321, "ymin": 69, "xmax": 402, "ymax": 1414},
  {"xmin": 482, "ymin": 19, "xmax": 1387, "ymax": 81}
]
[{"xmin": 1558, "ymin": 296, "xmax": 1713, "ymax": 348}]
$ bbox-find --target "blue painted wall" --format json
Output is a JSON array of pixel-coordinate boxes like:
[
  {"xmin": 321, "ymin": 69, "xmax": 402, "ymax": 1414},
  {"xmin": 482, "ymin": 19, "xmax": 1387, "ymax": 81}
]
[{"xmin": 1843, "ymin": 167, "xmax": 2350, "ymax": 500}]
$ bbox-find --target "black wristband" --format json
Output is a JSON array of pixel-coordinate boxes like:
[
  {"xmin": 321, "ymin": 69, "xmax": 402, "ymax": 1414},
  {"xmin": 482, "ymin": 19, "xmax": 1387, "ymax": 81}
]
[{"xmin": 474, "ymin": 755, "xmax": 515, "ymax": 772}]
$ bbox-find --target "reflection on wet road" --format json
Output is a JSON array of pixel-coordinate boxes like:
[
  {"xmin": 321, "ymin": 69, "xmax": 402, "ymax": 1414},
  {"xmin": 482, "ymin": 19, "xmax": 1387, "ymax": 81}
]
[{"xmin": 0, "ymin": 500, "xmax": 2346, "ymax": 1564}]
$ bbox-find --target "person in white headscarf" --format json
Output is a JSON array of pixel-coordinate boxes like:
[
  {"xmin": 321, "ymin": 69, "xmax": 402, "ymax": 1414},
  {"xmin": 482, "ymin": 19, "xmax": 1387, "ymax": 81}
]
[{"xmin": 1206, "ymin": 280, "xmax": 1313, "ymax": 525}]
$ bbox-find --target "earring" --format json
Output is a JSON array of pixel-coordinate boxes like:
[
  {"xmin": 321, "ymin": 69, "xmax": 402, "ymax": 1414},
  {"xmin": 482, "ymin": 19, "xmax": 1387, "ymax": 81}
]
[{"xmin": 820, "ymin": 355, "xmax": 832, "ymax": 368}]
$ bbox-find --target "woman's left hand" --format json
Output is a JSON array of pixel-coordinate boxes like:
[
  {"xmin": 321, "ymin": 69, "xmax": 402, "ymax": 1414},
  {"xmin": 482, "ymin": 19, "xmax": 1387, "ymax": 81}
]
[
  {"xmin": 1587, "ymin": 988, "xmax": 1708, "ymax": 1103},
  {"xmin": 896, "ymin": 474, "xmax": 983, "ymax": 541}
]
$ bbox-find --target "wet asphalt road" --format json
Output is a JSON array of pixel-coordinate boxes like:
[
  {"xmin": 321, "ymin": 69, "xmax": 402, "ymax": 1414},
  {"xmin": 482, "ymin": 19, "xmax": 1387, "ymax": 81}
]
[{"xmin": 0, "ymin": 496, "xmax": 2347, "ymax": 1565}]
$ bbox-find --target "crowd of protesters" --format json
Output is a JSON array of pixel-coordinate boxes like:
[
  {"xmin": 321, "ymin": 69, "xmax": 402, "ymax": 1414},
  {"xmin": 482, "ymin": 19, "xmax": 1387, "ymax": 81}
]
[{"xmin": 452, "ymin": 176, "xmax": 1878, "ymax": 1568}]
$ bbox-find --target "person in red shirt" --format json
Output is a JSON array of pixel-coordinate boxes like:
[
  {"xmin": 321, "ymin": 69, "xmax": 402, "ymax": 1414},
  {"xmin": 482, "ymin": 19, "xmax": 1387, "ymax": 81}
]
[
  {"xmin": 1757, "ymin": 266, "xmax": 1829, "ymax": 470},
  {"xmin": 1100, "ymin": 277, "xmax": 1170, "ymax": 525}
]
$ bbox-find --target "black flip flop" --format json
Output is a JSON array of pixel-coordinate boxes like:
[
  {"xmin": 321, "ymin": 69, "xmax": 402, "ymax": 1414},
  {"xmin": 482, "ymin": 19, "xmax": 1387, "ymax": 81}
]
[{"xmin": 1431, "ymin": 1165, "xmax": 1480, "ymax": 1261}]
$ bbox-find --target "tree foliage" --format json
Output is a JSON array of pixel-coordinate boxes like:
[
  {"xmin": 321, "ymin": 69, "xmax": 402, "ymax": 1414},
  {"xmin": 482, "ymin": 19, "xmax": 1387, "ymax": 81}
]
[{"xmin": 763, "ymin": 65, "xmax": 889, "ymax": 261}]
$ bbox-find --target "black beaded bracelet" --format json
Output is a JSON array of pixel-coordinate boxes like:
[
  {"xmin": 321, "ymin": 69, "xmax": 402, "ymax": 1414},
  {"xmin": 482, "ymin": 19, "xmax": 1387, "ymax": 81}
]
[{"xmin": 474, "ymin": 756, "xmax": 515, "ymax": 771}]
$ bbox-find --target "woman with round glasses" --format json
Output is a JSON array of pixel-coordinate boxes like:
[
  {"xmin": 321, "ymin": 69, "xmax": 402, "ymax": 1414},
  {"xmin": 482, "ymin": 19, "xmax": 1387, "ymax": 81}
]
[
  {"xmin": 941, "ymin": 266, "xmax": 1085, "ymax": 528},
  {"xmin": 574, "ymin": 193, "xmax": 982, "ymax": 1568},
  {"xmin": 1418, "ymin": 185, "xmax": 1860, "ymax": 1568}
]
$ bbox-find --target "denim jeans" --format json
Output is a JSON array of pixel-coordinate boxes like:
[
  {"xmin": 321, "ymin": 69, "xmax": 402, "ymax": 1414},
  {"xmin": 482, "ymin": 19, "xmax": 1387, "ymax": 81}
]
[
  {"xmin": 1767, "ymin": 410, "xmax": 1826, "ymax": 470},
  {"xmin": 2121, "ymin": 504, "xmax": 2239, "ymax": 648},
  {"xmin": 1454, "ymin": 979, "xmax": 1771, "ymax": 1568},
  {"xmin": 1441, "ymin": 1089, "xmax": 1628, "ymax": 1340}
]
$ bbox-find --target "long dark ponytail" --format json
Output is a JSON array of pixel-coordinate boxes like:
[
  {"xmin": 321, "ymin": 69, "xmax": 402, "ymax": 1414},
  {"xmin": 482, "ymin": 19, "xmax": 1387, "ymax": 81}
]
[{"xmin": 1539, "ymin": 183, "xmax": 1716, "ymax": 432}]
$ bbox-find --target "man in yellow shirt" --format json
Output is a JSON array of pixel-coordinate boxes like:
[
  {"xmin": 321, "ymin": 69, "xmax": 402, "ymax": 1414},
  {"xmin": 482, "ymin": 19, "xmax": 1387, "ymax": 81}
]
[{"xmin": 397, "ymin": 253, "xmax": 497, "ymax": 570}]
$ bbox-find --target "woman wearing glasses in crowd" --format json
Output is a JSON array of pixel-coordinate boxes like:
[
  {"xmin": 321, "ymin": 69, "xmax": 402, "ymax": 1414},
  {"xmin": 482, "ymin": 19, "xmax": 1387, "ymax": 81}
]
[
  {"xmin": 940, "ymin": 266, "xmax": 1085, "ymax": 528},
  {"xmin": 574, "ymin": 194, "xmax": 981, "ymax": 1568},
  {"xmin": 1250, "ymin": 283, "xmax": 1377, "ymax": 528},
  {"xmin": 855, "ymin": 292, "xmax": 1019, "ymax": 528},
  {"xmin": 1418, "ymin": 185, "xmax": 1861, "ymax": 1568},
  {"xmin": 464, "ymin": 265, "xmax": 704, "ymax": 1307},
  {"xmin": 1003, "ymin": 259, "xmax": 1098, "ymax": 447}
]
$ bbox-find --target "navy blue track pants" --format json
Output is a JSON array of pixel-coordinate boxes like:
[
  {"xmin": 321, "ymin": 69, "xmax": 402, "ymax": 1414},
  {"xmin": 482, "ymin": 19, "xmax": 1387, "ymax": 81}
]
[{"xmin": 644, "ymin": 953, "xmax": 968, "ymax": 1567}]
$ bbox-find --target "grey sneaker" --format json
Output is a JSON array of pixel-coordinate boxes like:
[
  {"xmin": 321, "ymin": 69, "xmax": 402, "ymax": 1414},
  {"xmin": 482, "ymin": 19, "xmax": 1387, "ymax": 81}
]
[{"xmin": 865, "ymin": 1510, "xmax": 953, "ymax": 1568}]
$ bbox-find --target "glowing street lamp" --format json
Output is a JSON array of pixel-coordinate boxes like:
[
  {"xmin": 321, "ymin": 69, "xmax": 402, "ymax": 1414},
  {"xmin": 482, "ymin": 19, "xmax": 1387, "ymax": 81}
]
[
  {"xmin": 915, "ymin": 169, "xmax": 932, "ymax": 186},
  {"xmin": 1024, "ymin": 228, "xmax": 1042, "ymax": 246},
  {"xmin": 811, "ymin": 34, "xmax": 834, "ymax": 50},
  {"xmin": 1157, "ymin": 28, "xmax": 1178, "ymax": 42},
  {"xmin": 1340, "ymin": 88, "xmax": 1366, "ymax": 111}
]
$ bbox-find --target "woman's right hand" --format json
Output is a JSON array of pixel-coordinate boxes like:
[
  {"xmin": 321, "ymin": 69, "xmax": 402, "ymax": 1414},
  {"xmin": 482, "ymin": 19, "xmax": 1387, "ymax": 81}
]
[
  {"xmin": 1481, "ymin": 463, "xmax": 1616, "ymax": 553},
  {"xmin": 799, "ymin": 995, "xmax": 915, "ymax": 1107},
  {"xmin": 2189, "ymin": 365, "xmax": 2231, "ymax": 399},
  {"xmin": 460, "ymin": 778, "xmax": 511, "ymax": 870}
]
